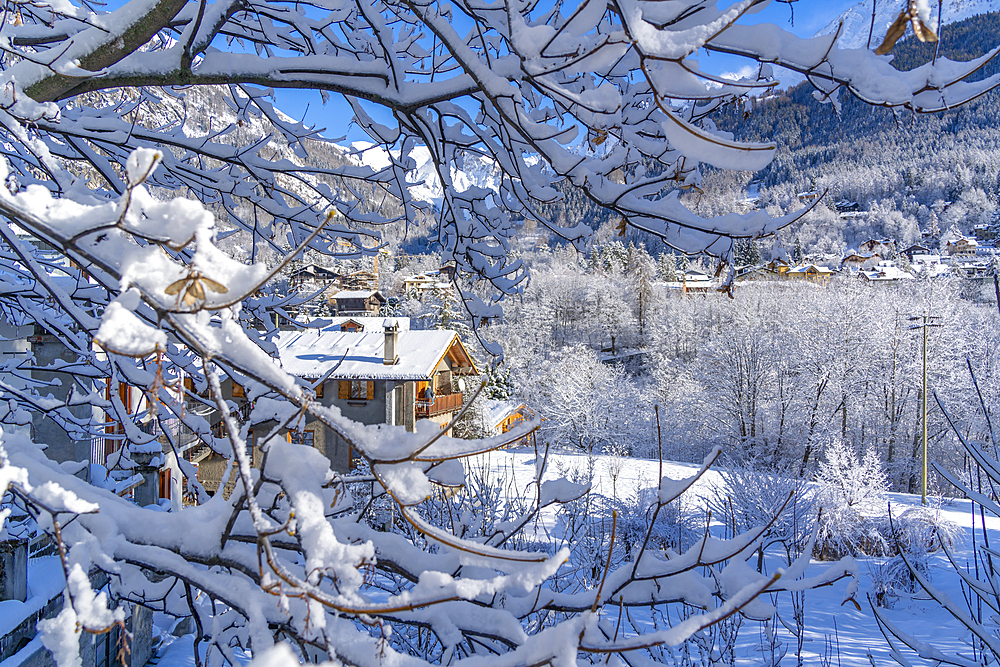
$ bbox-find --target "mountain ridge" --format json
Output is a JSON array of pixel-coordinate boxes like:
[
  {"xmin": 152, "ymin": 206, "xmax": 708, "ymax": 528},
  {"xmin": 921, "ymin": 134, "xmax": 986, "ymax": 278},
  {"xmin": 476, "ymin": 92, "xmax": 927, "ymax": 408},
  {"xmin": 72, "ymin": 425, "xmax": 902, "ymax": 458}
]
[{"xmin": 817, "ymin": 0, "xmax": 996, "ymax": 51}]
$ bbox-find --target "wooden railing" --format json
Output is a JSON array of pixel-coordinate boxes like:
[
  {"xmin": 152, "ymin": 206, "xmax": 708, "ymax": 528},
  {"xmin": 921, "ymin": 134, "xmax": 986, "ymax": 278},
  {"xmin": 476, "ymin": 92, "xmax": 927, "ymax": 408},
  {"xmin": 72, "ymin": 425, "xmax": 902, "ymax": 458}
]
[{"xmin": 416, "ymin": 391, "xmax": 463, "ymax": 418}]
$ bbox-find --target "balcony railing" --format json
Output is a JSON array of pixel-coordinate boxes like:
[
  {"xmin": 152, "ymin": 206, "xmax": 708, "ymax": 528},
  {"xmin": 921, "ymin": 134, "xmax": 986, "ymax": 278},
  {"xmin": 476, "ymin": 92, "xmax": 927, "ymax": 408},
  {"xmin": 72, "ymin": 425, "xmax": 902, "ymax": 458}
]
[{"xmin": 416, "ymin": 391, "xmax": 463, "ymax": 418}]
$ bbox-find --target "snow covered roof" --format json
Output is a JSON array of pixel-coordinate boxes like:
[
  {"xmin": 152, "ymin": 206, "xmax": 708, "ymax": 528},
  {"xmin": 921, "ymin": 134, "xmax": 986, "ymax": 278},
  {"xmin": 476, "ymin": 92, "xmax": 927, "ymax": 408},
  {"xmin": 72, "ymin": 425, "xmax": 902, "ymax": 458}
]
[
  {"xmin": 332, "ymin": 290, "xmax": 384, "ymax": 299},
  {"xmin": 481, "ymin": 399, "xmax": 526, "ymax": 429},
  {"xmin": 275, "ymin": 329, "xmax": 477, "ymax": 380},
  {"xmin": 948, "ymin": 237, "xmax": 978, "ymax": 246},
  {"xmin": 842, "ymin": 251, "xmax": 879, "ymax": 261},
  {"xmin": 788, "ymin": 264, "xmax": 834, "ymax": 274},
  {"xmin": 324, "ymin": 316, "xmax": 410, "ymax": 331}
]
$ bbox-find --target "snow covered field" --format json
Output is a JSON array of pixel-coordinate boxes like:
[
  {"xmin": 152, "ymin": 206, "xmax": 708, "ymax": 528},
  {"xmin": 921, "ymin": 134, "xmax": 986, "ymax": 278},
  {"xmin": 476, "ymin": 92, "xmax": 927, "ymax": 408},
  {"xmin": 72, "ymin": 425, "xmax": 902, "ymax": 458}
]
[
  {"xmin": 146, "ymin": 447, "xmax": 990, "ymax": 667},
  {"xmin": 464, "ymin": 448, "xmax": 992, "ymax": 666}
]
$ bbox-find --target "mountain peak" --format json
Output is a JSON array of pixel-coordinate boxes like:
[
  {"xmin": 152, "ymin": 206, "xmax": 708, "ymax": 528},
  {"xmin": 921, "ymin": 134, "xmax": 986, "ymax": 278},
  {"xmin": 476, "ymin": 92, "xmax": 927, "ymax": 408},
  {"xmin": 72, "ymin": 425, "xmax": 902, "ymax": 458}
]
[{"xmin": 817, "ymin": 0, "xmax": 995, "ymax": 51}]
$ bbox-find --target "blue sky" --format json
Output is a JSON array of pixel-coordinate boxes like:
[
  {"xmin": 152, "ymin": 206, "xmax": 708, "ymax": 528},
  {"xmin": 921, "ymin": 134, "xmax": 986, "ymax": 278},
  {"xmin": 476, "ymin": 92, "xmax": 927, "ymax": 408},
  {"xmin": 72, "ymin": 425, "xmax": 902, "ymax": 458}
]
[{"xmin": 701, "ymin": 0, "xmax": 860, "ymax": 79}]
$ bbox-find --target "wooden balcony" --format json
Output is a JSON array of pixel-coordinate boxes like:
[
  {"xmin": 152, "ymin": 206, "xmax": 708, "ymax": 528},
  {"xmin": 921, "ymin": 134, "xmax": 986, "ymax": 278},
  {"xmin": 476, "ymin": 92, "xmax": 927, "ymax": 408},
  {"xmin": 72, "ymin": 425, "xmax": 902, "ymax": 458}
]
[{"xmin": 416, "ymin": 391, "xmax": 463, "ymax": 418}]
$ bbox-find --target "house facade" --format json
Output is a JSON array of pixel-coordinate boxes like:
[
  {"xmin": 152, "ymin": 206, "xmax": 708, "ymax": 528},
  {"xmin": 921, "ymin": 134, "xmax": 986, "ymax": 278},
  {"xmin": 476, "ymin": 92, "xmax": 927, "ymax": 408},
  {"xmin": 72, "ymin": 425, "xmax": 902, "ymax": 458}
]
[
  {"xmin": 945, "ymin": 237, "xmax": 978, "ymax": 258},
  {"xmin": 328, "ymin": 290, "xmax": 387, "ymax": 316},
  {"xmin": 785, "ymin": 264, "xmax": 836, "ymax": 283}
]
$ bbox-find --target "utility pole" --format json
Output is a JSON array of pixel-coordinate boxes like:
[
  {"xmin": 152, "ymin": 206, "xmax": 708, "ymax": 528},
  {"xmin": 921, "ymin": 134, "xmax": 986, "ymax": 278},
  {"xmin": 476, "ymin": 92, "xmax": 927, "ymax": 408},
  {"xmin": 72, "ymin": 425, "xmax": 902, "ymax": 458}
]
[{"xmin": 909, "ymin": 314, "xmax": 941, "ymax": 505}]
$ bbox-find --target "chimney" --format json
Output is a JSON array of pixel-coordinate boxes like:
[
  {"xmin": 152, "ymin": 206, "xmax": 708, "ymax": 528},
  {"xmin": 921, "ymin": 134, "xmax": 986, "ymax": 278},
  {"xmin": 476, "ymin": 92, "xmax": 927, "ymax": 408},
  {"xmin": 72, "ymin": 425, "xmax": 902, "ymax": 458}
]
[{"xmin": 383, "ymin": 318, "xmax": 399, "ymax": 365}]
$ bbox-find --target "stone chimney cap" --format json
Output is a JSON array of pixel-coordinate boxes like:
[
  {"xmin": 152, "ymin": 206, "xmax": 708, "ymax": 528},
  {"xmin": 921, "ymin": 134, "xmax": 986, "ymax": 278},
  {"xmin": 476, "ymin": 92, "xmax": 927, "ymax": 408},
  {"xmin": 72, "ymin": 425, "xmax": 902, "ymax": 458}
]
[{"xmin": 383, "ymin": 318, "xmax": 398, "ymax": 331}]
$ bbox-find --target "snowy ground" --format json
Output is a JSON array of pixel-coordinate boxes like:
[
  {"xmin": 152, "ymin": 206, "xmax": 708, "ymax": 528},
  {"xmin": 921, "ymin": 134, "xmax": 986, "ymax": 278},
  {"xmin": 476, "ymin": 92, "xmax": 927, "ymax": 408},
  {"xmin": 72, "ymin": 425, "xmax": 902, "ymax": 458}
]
[
  {"xmin": 466, "ymin": 447, "xmax": 992, "ymax": 666},
  {"xmin": 149, "ymin": 447, "xmax": 991, "ymax": 667}
]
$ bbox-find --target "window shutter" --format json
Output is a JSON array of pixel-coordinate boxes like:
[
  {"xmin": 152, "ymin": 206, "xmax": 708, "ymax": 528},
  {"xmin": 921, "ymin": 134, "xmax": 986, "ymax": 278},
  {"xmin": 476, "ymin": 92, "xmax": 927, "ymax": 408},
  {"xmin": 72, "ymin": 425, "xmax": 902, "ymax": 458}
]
[
  {"xmin": 338, "ymin": 381, "xmax": 349, "ymax": 399},
  {"xmin": 232, "ymin": 383, "xmax": 245, "ymax": 398},
  {"xmin": 366, "ymin": 381, "xmax": 374, "ymax": 400},
  {"xmin": 315, "ymin": 382, "xmax": 324, "ymax": 398}
]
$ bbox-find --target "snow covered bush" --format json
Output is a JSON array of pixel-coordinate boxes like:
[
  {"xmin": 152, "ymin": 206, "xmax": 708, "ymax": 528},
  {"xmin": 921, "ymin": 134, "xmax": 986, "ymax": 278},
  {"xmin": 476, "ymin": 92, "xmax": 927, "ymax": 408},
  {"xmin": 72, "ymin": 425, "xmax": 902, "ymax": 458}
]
[
  {"xmin": 868, "ymin": 504, "xmax": 961, "ymax": 608},
  {"xmin": 814, "ymin": 440, "xmax": 891, "ymax": 560},
  {"xmin": 707, "ymin": 452, "xmax": 817, "ymax": 564}
]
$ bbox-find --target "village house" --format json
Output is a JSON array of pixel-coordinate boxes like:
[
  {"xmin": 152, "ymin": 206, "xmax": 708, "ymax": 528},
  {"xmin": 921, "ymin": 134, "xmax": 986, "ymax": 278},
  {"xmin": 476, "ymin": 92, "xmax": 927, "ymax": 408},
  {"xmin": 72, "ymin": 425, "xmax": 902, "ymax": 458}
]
[
  {"xmin": 329, "ymin": 289, "xmax": 387, "ymax": 316},
  {"xmin": 858, "ymin": 238, "xmax": 895, "ymax": 255},
  {"xmin": 289, "ymin": 263, "xmax": 340, "ymax": 292},
  {"xmin": 193, "ymin": 321, "xmax": 479, "ymax": 489},
  {"xmin": 944, "ymin": 236, "xmax": 979, "ymax": 259},
  {"xmin": 402, "ymin": 263, "xmax": 457, "ymax": 300},
  {"xmin": 901, "ymin": 244, "xmax": 931, "ymax": 260},
  {"xmin": 859, "ymin": 261, "xmax": 914, "ymax": 284},
  {"xmin": 785, "ymin": 264, "xmax": 836, "ymax": 283},
  {"xmin": 481, "ymin": 400, "xmax": 531, "ymax": 445},
  {"xmin": 271, "ymin": 320, "xmax": 478, "ymax": 471},
  {"xmin": 290, "ymin": 262, "xmax": 379, "ymax": 296},
  {"xmin": 841, "ymin": 250, "xmax": 881, "ymax": 269},
  {"xmin": 336, "ymin": 270, "xmax": 379, "ymax": 291},
  {"xmin": 974, "ymin": 223, "xmax": 997, "ymax": 243},
  {"xmin": 659, "ymin": 269, "xmax": 721, "ymax": 294},
  {"xmin": 0, "ymin": 543, "xmax": 153, "ymax": 667},
  {"xmin": 910, "ymin": 254, "xmax": 950, "ymax": 278},
  {"xmin": 325, "ymin": 316, "xmax": 411, "ymax": 332}
]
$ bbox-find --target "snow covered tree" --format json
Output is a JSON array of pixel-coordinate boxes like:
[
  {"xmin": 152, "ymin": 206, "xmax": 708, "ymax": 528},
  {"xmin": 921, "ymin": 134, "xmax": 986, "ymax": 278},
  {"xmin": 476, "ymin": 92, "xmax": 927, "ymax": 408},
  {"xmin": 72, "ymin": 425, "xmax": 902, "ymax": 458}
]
[
  {"xmin": 657, "ymin": 252, "xmax": 678, "ymax": 283},
  {"xmin": 814, "ymin": 439, "xmax": 889, "ymax": 560},
  {"xmin": 627, "ymin": 242, "xmax": 658, "ymax": 339},
  {"xmin": 0, "ymin": 2, "xmax": 991, "ymax": 666},
  {"xmin": 535, "ymin": 345, "xmax": 645, "ymax": 456},
  {"xmin": 734, "ymin": 238, "xmax": 762, "ymax": 267}
]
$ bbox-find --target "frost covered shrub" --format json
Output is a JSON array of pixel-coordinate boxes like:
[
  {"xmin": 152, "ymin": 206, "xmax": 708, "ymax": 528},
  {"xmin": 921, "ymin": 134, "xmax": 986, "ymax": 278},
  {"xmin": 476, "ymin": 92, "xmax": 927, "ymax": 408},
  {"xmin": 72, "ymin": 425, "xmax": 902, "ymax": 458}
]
[
  {"xmin": 867, "ymin": 558, "xmax": 912, "ymax": 609},
  {"xmin": 868, "ymin": 505, "xmax": 961, "ymax": 608},
  {"xmin": 610, "ymin": 483, "xmax": 700, "ymax": 558},
  {"xmin": 707, "ymin": 452, "xmax": 816, "ymax": 561},
  {"xmin": 553, "ymin": 458, "xmax": 699, "ymax": 589},
  {"xmin": 888, "ymin": 505, "xmax": 961, "ymax": 556},
  {"xmin": 814, "ymin": 440, "xmax": 891, "ymax": 560}
]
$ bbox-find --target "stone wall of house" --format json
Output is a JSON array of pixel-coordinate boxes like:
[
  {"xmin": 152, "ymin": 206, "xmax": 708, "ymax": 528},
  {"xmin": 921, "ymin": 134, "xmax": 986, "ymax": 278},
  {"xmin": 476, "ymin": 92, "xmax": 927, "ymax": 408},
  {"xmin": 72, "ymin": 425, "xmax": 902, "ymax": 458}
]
[
  {"xmin": 0, "ymin": 568, "xmax": 154, "ymax": 667},
  {"xmin": 29, "ymin": 331, "xmax": 93, "ymax": 466}
]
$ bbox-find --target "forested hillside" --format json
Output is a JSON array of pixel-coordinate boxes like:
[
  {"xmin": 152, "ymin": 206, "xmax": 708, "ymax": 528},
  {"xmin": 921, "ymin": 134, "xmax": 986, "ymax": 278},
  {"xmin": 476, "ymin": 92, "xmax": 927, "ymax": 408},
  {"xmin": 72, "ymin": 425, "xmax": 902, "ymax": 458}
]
[
  {"xmin": 538, "ymin": 12, "xmax": 1000, "ymax": 259},
  {"xmin": 708, "ymin": 11, "xmax": 1000, "ymax": 254}
]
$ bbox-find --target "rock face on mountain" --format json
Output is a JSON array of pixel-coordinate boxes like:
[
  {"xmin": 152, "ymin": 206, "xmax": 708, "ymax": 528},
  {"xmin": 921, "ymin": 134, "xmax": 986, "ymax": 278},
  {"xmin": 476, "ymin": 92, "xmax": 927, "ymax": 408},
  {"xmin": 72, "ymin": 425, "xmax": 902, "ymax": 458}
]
[{"xmin": 817, "ymin": 0, "xmax": 996, "ymax": 50}]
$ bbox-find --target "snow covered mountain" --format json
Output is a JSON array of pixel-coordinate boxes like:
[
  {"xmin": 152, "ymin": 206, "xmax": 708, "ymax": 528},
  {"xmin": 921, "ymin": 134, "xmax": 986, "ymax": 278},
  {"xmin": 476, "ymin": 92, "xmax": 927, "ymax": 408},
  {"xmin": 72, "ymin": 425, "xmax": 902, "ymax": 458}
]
[
  {"xmin": 817, "ymin": 0, "xmax": 995, "ymax": 50},
  {"xmin": 346, "ymin": 141, "xmax": 502, "ymax": 204}
]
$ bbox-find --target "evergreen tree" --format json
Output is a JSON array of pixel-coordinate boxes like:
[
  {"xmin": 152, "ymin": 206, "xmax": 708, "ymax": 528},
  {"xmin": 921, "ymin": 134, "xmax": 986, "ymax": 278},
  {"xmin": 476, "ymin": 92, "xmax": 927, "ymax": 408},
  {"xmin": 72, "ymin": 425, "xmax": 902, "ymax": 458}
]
[
  {"xmin": 657, "ymin": 253, "xmax": 678, "ymax": 282},
  {"xmin": 735, "ymin": 238, "xmax": 762, "ymax": 267},
  {"xmin": 628, "ymin": 243, "xmax": 658, "ymax": 340}
]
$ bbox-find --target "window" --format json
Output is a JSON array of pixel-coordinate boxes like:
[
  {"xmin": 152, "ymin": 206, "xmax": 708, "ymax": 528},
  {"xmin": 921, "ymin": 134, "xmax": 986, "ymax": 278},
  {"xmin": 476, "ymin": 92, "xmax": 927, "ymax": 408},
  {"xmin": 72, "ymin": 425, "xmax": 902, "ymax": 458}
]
[
  {"xmin": 314, "ymin": 382, "xmax": 324, "ymax": 398},
  {"xmin": 232, "ymin": 382, "xmax": 245, "ymax": 398},
  {"xmin": 159, "ymin": 469, "xmax": 171, "ymax": 500},
  {"xmin": 338, "ymin": 380, "xmax": 374, "ymax": 400},
  {"xmin": 288, "ymin": 430, "xmax": 314, "ymax": 447},
  {"xmin": 95, "ymin": 613, "xmax": 121, "ymax": 667}
]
